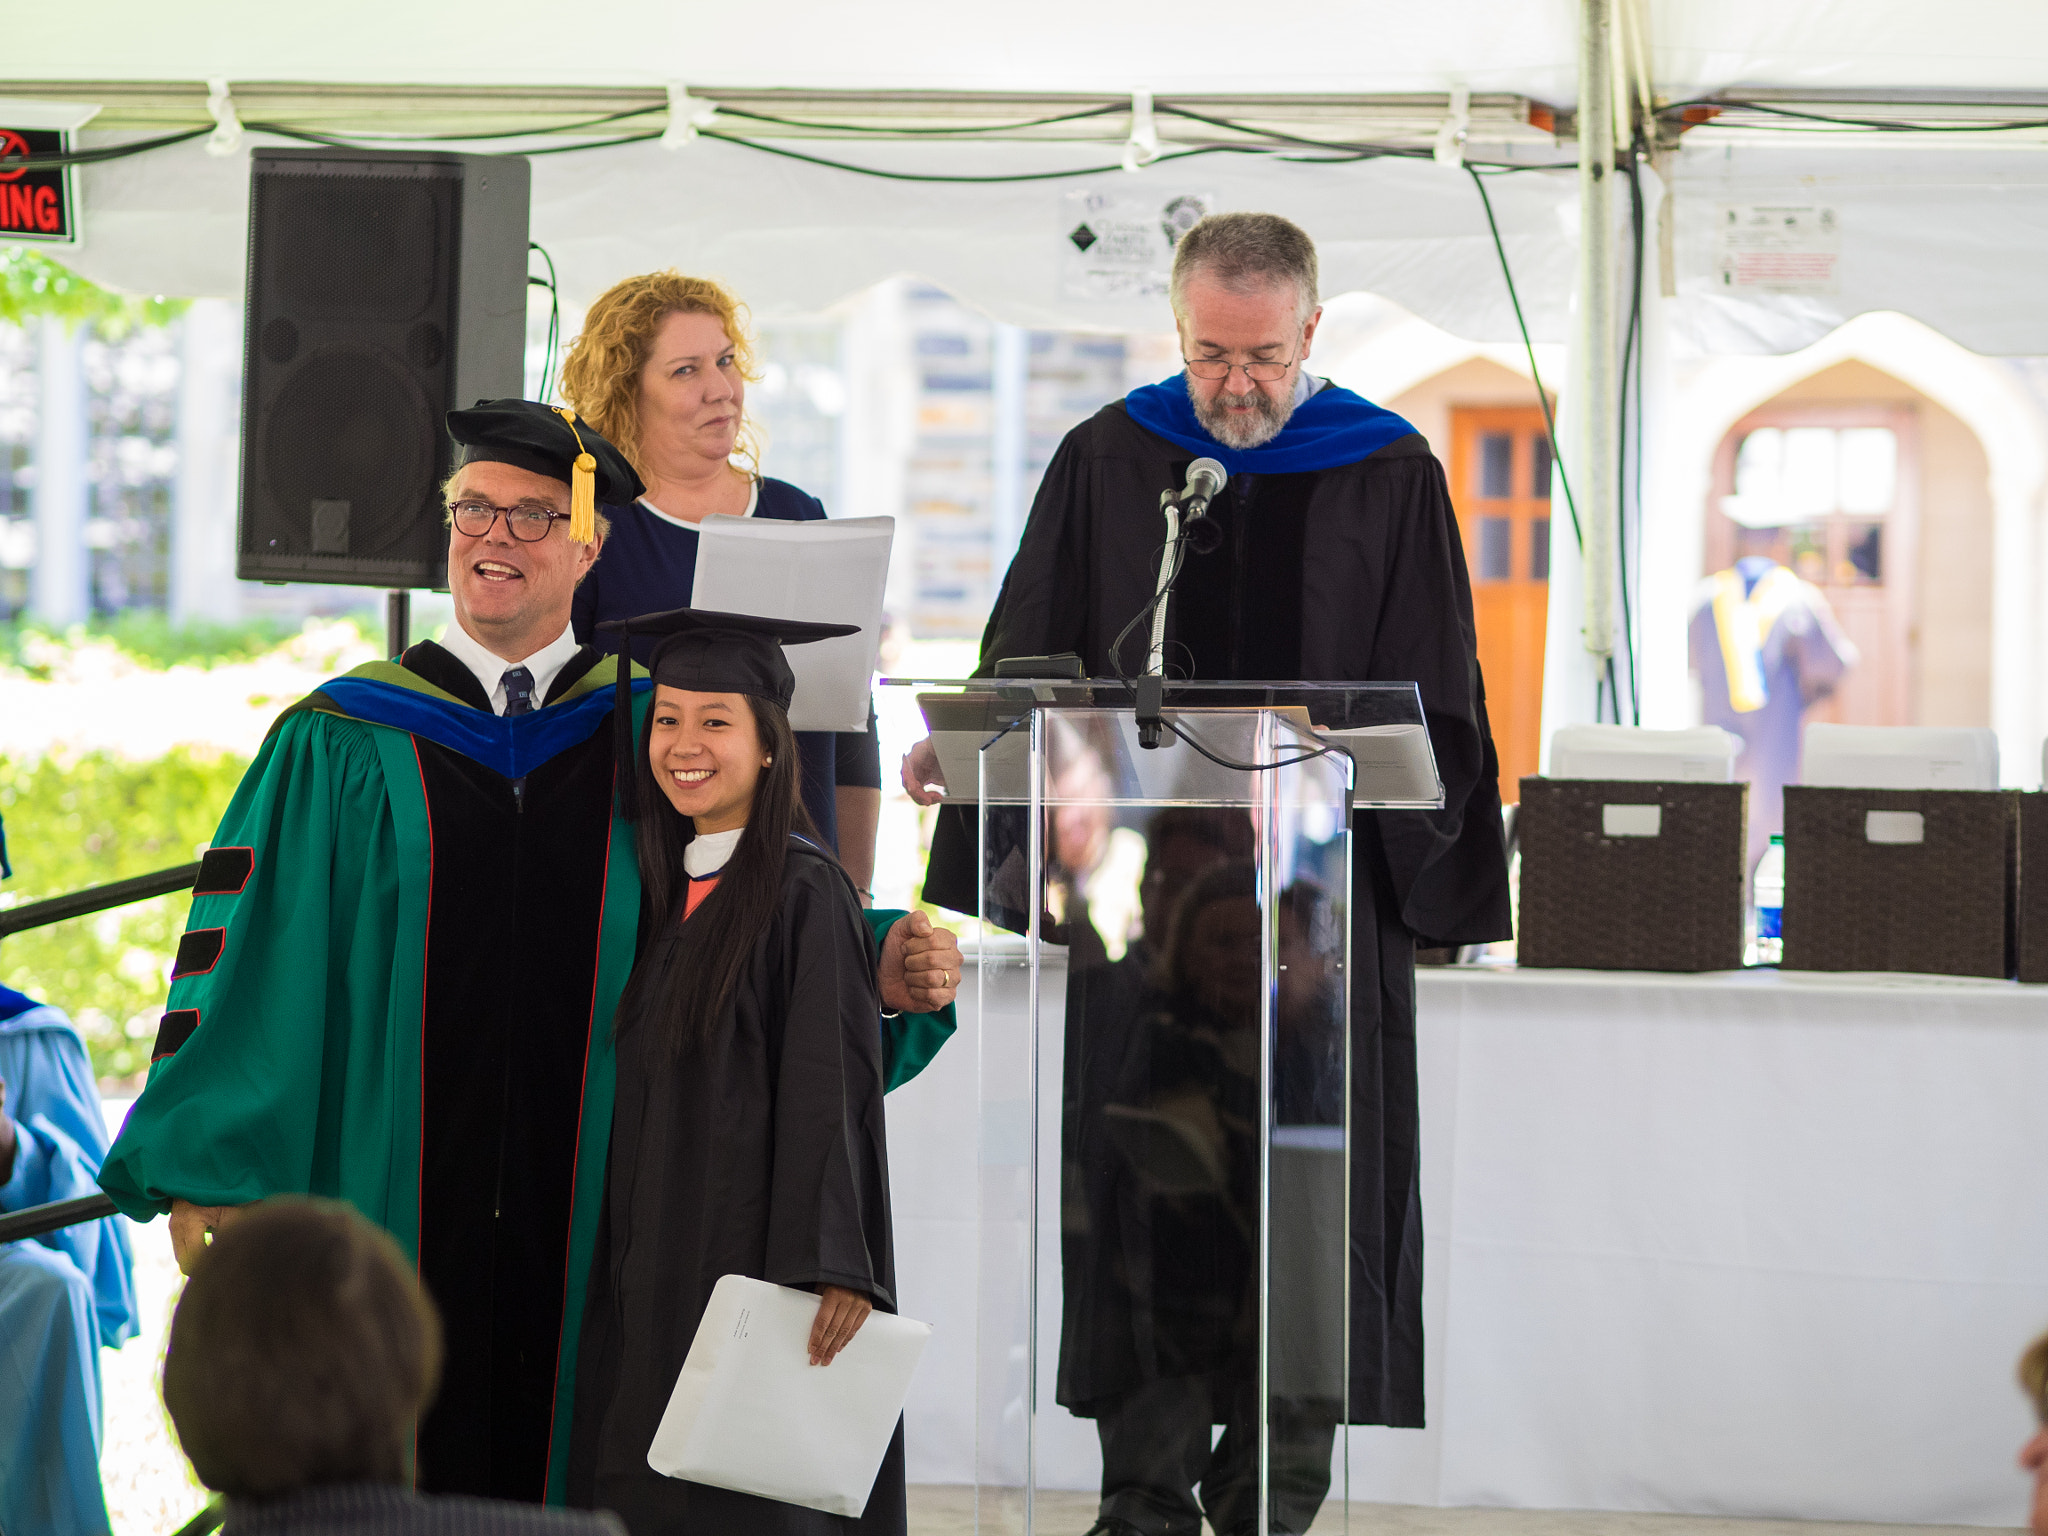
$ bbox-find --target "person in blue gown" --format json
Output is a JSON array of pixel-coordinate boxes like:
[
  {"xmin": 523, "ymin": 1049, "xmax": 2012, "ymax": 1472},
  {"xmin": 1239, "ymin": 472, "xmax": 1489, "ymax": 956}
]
[
  {"xmin": 561, "ymin": 270, "xmax": 884, "ymax": 900},
  {"xmin": 0, "ymin": 978, "xmax": 139, "ymax": 1536},
  {"xmin": 1688, "ymin": 553, "xmax": 1858, "ymax": 871}
]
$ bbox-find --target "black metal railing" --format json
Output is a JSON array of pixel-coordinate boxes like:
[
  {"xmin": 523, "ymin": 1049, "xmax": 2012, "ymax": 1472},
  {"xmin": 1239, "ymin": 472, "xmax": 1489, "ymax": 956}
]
[
  {"xmin": 0, "ymin": 1190, "xmax": 119, "ymax": 1243},
  {"xmin": 0, "ymin": 861, "xmax": 200, "ymax": 939},
  {"xmin": 1, "ymin": 861, "xmax": 197, "ymax": 1240}
]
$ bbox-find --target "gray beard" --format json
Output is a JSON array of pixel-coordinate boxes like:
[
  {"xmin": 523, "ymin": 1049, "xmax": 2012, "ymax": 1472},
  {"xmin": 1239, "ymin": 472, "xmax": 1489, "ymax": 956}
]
[{"xmin": 1186, "ymin": 373, "xmax": 1296, "ymax": 449}]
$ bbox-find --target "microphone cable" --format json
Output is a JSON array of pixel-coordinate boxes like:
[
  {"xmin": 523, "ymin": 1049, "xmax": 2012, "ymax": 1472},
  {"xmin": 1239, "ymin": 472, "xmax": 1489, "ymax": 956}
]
[{"xmin": 1101, "ymin": 491, "xmax": 1353, "ymax": 779}]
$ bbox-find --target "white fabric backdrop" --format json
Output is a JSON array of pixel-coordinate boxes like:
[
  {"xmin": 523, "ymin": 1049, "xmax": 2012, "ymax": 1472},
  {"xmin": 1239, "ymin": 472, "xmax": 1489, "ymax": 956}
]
[
  {"xmin": 887, "ymin": 961, "xmax": 2048, "ymax": 1526},
  {"xmin": 10, "ymin": 1, "xmax": 2048, "ymax": 100}
]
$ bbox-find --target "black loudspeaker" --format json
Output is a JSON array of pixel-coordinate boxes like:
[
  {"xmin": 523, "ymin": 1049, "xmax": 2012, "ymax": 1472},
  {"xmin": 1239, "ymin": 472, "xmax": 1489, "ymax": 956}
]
[{"xmin": 236, "ymin": 147, "xmax": 530, "ymax": 587}]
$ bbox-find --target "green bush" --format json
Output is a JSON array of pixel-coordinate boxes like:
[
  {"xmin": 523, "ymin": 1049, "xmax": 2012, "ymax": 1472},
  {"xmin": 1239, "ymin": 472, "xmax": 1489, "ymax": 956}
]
[
  {"xmin": 0, "ymin": 748, "xmax": 249, "ymax": 1085},
  {"xmin": 0, "ymin": 612, "xmax": 375, "ymax": 674}
]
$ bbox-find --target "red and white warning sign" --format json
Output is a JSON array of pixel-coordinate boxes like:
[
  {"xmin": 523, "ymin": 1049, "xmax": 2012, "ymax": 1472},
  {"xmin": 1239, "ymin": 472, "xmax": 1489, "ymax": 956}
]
[
  {"xmin": 0, "ymin": 100, "xmax": 97, "ymax": 246},
  {"xmin": 1715, "ymin": 205, "xmax": 1839, "ymax": 296}
]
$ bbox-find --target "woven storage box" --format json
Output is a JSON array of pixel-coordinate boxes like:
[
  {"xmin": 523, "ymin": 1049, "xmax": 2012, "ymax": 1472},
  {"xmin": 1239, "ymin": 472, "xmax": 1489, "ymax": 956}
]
[
  {"xmin": 1516, "ymin": 778, "xmax": 1747, "ymax": 972},
  {"xmin": 1781, "ymin": 787, "xmax": 2017, "ymax": 979},
  {"xmin": 2020, "ymin": 793, "xmax": 2048, "ymax": 984}
]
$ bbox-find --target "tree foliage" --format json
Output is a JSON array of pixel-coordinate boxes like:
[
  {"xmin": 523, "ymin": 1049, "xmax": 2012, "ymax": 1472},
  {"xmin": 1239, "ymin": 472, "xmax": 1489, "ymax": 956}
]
[
  {"xmin": 0, "ymin": 748, "xmax": 248, "ymax": 1084},
  {"xmin": 0, "ymin": 245, "xmax": 186, "ymax": 335}
]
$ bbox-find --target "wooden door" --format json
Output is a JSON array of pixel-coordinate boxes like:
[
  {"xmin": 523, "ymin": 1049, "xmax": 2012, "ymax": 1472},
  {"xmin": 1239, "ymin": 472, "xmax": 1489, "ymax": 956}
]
[
  {"xmin": 1704, "ymin": 404, "xmax": 1918, "ymax": 726},
  {"xmin": 1450, "ymin": 407, "xmax": 1552, "ymax": 806}
]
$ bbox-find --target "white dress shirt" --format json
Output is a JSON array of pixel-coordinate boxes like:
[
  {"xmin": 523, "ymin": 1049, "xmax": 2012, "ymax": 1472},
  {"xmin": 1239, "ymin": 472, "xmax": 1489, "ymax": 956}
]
[
  {"xmin": 436, "ymin": 619, "xmax": 583, "ymax": 716},
  {"xmin": 683, "ymin": 826, "xmax": 744, "ymax": 878}
]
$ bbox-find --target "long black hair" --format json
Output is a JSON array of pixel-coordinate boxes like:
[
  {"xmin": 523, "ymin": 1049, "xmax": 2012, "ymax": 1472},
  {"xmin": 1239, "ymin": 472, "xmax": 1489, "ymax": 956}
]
[{"xmin": 620, "ymin": 690, "xmax": 828, "ymax": 1061}]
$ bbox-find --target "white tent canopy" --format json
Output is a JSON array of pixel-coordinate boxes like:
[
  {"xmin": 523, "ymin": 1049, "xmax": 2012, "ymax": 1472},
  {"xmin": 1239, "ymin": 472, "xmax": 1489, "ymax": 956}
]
[
  {"xmin": 9, "ymin": 1, "xmax": 2048, "ymax": 350},
  {"xmin": 10, "ymin": 0, "xmax": 2048, "ymax": 99}
]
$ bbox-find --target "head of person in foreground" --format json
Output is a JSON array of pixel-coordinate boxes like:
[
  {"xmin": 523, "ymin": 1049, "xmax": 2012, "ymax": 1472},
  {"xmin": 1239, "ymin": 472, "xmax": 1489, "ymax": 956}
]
[
  {"xmin": 163, "ymin": 1197, "xmax": 439, "ymax": 1499},
  {"xmin": 2021, "ymin": 1328, "xmax": 2048, "ymax": 1535},
  {"xmin": 165, "ymin": 1198, "xmax": 624, "ymax": 1528},
  {"xmin": 1168, "ymin": 210, "xmax": 1325, "ymax": 451}
]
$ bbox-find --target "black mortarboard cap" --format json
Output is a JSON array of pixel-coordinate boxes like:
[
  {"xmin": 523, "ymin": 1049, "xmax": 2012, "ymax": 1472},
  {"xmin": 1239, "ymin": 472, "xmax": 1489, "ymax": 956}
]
[
  {"xmin": 596, "ymin": 606, "xmax": 859, "ymax": 818},
  {"xmin": 446, "ymin": 399, "xmax": 645, "ymax": 541}
]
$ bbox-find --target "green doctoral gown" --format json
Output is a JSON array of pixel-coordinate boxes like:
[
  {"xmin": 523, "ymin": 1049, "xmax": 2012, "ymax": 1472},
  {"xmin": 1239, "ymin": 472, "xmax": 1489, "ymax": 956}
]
[{"xmin": 98, "ymin": 641, "xmax": 953, "ymax": 1505}]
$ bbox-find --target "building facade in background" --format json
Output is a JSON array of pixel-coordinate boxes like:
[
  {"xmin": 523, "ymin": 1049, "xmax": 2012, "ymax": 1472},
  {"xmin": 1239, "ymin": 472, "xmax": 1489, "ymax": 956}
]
[
  {"xmin": 4, "ymin": 280, "xmax": 1173, "ymax": 647},
  {"xmin": 2, "ymin": 317, "xmax": 182, "ymax": 623}
]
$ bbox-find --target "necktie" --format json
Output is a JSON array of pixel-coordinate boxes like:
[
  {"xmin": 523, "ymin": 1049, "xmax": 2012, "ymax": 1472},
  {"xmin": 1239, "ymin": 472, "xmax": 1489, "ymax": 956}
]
[{"xmin": 502, "ymin": 665, "xmax": 537, "ymax": 716}]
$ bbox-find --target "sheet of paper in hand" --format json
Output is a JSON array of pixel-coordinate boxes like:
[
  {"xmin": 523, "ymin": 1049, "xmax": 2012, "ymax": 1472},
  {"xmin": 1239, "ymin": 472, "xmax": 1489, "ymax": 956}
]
[
  {"xmin": 691, "ymin": 514, "xmax": 894, "ymax": 733},
  {"xmin": 647, "ymin": 1274, "xmax": 931, "ymax": 1517}
]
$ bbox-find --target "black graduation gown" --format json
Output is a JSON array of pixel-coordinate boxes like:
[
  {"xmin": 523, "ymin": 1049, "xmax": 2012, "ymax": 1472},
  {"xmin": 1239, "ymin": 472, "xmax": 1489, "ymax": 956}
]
[
  {"xmin": 922, "ymin": 401, "xmax": 1513, "ymax": 1428},
  {"xmin": 568, "ymin": 838, "xmax": 903, "ymax": 1535},
  {"xmin": 400, "ymin": 641, "xmax": 627, "ymax": 1499}
]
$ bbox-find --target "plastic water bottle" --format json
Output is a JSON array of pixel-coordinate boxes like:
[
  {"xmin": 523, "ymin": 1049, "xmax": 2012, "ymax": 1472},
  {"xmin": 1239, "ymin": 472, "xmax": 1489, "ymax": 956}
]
[{"xmin": 1753, "ymin": 833, "xmax": 1785, "ymax": 965}]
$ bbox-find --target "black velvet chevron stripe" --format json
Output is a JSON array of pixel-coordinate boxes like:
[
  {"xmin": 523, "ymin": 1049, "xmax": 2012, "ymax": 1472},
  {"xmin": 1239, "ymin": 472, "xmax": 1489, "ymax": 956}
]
[
  {"xmin": 192, "ymin": 846, "xmax": 254, "ymax": 896},
  {"xmin": 170, "ymin": 927, "xmax": 226, "ymax": 980},
  {"xmin": 152, "ymin": 1009, "xmax": 200, "ymax": 1061}
]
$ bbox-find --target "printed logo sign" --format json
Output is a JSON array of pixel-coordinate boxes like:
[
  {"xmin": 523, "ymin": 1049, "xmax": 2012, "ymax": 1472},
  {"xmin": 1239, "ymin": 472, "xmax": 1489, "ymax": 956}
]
[
  {"xmin": 1059, "ymin": 189, "xmax": 1215, "ymax": 302},
  {"xmin": 0, "ymin": 127, "xmax": 76, "ymax": 242},
  {"xmin": 1714, "ymin": 205, "xmax": 1838, "ymax": 296}
]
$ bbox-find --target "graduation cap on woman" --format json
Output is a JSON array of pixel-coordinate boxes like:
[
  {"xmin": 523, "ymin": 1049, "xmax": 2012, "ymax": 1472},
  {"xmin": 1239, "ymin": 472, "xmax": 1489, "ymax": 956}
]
[{"xmin": 596, "ymin": 606, "xmax": 859, "ymax": 818}]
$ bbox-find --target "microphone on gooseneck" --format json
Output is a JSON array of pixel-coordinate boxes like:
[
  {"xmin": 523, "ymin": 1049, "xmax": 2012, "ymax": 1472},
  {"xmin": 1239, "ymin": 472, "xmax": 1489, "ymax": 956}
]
[
  {"xmin": 1180, "ymin": 457, "xmax": 1226, "ymax": 510},
  {"xmin": 1178, "ymin": 457, "xmax": 1227, "ymax": 554}
]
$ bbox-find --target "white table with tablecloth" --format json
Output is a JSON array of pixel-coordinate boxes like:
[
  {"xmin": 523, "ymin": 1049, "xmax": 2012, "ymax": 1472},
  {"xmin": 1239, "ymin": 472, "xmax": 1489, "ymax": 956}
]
[{"xmin": 884, "ymin": 961, "xmax": 2048, "ymax": 1528}]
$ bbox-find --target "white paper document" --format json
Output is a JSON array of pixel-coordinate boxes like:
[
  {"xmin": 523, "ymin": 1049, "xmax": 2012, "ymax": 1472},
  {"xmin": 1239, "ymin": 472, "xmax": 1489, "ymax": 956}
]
[
  {"xmin": 1548, "ymin": 724, "xmax": 1741, "ymax": 783},
  {"xmin": 1317, "ymin": 722, "xmax": 1444, "ymax": 807},
  {"xmin": 1801, "ymin": 724, "xmax": 2000, "ymax": 791},
  {"xmin": 647, "ymin": 1274, "xmax": 931, "ymax": 1517},
  {"xmin": 689, "ymin": 515, "xmax": 894, "ymax": 732},
  {"xmin": 914, "ymin": 693, "xmax": 1031, "ymax": 805}
]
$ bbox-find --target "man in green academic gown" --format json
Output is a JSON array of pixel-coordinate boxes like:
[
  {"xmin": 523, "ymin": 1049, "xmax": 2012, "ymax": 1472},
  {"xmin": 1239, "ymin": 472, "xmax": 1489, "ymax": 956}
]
[{"xmin": 99, "ymin": 400, "xmax": 961, "ymax": 1506}]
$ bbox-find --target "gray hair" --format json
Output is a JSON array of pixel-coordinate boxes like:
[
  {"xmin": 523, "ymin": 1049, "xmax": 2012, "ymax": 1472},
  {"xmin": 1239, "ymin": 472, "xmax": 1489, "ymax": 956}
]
[{"xmin": 1169, "ymin": 212, "xmax": 1320, "ymax": 322}]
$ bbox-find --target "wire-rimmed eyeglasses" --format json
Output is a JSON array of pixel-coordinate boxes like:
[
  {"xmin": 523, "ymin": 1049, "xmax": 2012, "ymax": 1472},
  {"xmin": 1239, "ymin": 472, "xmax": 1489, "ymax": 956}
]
[
  {"xmin": 1182, "ymin": 355, "xmax": 1299, "ymax": 383},
  {"xmin": 448, "ymin": 500, "xmax": 569, "ymax": 542}
]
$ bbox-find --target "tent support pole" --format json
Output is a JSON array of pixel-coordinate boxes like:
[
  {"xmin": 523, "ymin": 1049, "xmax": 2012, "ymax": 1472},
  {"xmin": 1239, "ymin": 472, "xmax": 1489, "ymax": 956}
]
[{"xmin": 1576, "ymin": 0, "xmax": 1619, "ymax": 671}]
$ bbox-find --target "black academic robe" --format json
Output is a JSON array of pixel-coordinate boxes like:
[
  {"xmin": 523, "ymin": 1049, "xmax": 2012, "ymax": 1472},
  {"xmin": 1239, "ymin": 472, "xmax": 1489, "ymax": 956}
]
[
  {"xmin": 401, "ymin": 641, "xmax": 626, "ymax": 1499},
  {"xmin": 568, "ymin": 838, "xmax": 902, "ymax": 1536},
  {"xmin": 923, "ymin": 401, "xmax": 1513, "ymax": 1428}
]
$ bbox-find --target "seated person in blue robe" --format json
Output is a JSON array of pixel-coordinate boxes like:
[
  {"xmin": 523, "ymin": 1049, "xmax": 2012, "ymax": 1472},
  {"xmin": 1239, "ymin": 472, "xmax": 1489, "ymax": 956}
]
[{"xmin": 0, "ymin": 980, "xmax": 139, "ymax": 1536}]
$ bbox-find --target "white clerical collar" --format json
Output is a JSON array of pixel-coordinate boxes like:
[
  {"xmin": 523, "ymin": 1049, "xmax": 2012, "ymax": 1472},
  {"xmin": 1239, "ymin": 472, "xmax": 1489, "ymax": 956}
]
[
  {"xmin": 638, "ymin": 478, "xmax": 759, "ymax": 531},
  {"xmin": 685, "ymin": 826, "xmax": 744, "ymax": 877},
  {"xmin": 437, "ymin": 620, "xmax": 580, "ymax": 716}
]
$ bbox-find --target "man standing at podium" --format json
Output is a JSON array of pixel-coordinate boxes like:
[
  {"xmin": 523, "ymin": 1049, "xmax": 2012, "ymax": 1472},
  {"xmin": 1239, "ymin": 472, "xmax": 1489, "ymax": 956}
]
[{"xmin": 903, "ymin": 212, "xmax": 1511, "ymax": 1536}]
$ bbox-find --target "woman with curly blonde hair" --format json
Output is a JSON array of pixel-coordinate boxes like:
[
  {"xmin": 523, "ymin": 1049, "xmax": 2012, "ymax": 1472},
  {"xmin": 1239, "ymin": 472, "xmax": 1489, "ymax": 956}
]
[{"xmin": 562, "ymin": 271, "xmax": 881, "ymax": 887}]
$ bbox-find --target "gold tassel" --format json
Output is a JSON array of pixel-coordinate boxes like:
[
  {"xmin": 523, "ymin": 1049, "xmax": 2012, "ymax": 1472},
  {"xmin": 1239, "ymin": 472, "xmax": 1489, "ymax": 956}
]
[
  {"xmin": 569, "ymin": 451, "xmax": 597, "ymax": 543},
  {"xmin": 554, "ymin": 408, "xmax": 600, "ymax": 543}
]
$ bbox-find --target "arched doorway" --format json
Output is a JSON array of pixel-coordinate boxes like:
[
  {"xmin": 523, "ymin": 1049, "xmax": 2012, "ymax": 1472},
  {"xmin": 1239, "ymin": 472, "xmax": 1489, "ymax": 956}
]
[{"xmin": 1702, "ymin": 359, "xmax": 1995, "ymax": 731}]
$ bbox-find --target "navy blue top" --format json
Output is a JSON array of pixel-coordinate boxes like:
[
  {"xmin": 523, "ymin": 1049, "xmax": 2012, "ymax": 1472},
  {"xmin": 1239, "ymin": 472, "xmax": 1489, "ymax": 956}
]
[{"xmin": 570, "ymin": 478, "xmax": 881, "ymax": 854}]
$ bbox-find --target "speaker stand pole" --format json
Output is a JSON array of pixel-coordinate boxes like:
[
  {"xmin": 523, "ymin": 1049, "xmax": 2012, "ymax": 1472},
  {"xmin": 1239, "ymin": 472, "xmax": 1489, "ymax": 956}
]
[{"xmin": 386, "ymin": 589, "xmax": 411, "ymax": 660}]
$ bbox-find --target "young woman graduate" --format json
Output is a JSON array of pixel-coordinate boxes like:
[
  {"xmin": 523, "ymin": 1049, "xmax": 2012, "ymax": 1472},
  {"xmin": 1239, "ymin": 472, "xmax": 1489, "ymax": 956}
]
[{"xmin": 568, "ymin": 607, "xmax": 903, "ymax": 1536}]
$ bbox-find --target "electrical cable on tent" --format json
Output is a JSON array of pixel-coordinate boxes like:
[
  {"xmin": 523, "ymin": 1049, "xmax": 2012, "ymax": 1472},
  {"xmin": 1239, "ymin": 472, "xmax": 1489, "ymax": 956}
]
[
  {"xmin": 6, "ymin": 83, "xmax": 1689, "ymax": 732},
  {"xmin": 527, "ymin": 241, "xmax": 561, "ymax": 400}
]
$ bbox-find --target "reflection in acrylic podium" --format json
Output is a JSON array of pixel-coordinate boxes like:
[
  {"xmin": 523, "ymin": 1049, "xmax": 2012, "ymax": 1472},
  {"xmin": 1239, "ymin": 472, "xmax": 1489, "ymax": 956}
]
[{"xmin": 895, "ymin": 679, "xmax": 1443, "ymax": 1536}]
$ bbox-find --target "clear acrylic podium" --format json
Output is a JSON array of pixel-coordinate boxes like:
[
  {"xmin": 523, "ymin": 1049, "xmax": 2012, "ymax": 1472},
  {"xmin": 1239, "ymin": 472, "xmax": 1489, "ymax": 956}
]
[{"xmin": 889, "ymin": 679, "xmax": 1443, "ymax": 1536}]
